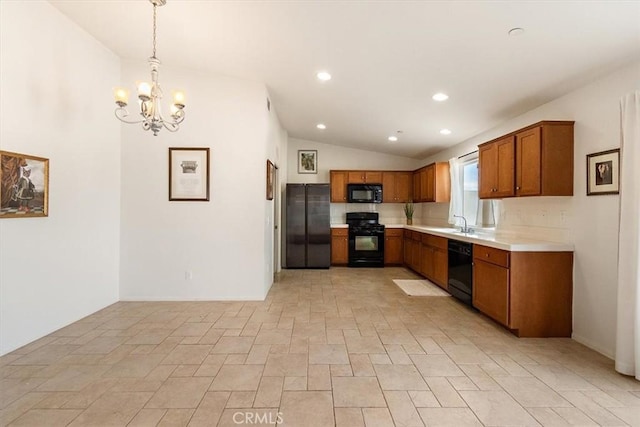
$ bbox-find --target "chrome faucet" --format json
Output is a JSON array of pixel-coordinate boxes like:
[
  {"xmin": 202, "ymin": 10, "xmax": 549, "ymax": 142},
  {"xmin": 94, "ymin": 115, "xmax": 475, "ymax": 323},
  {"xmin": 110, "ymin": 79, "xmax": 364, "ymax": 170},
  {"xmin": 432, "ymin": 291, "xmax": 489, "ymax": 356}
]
[{"xmin": 454, "ymin": 215, "xmax": 473, "ymax": 234}]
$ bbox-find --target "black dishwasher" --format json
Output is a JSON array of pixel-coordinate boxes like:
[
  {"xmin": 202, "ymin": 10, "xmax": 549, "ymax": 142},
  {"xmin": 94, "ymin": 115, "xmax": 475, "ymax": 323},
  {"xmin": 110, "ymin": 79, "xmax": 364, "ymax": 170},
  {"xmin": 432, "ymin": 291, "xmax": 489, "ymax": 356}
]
[{"xmin": 448, "ymin": 240, "xmax": 473, "ymax": 306}]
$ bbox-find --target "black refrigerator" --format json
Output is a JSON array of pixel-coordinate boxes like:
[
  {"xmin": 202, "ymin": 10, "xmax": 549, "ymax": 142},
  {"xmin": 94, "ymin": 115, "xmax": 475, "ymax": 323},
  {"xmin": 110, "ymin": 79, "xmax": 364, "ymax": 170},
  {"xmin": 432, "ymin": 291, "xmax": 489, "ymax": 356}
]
[{"xmin": 285, "ymin": 184, "xmax": 331, "ymax": 268}]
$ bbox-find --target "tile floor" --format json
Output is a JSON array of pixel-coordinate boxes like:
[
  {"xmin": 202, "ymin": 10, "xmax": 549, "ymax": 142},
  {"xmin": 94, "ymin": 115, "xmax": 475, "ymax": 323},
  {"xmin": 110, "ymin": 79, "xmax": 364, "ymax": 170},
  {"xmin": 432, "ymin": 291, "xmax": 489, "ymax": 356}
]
[{"xmin": 1, "ymin": 267, "xmax": 639, "ymax": 426}]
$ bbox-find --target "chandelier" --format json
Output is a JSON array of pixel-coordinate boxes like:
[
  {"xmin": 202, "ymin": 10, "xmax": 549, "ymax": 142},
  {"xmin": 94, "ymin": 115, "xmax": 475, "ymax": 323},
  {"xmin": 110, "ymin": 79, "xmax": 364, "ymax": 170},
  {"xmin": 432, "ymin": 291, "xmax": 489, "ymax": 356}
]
[{"xmin": 113, "ymin": 0, "xmax": 185, "ymax": 136}]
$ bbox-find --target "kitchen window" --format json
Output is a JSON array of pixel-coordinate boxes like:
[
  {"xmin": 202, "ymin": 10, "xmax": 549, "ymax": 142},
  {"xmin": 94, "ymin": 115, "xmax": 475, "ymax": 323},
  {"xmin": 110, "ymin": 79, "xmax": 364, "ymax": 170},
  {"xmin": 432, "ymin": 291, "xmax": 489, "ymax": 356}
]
[
  {"xmin": 461, "ymin": 156, "xmax": 480, "ymax": 225},
  {"xmin": 458, "ymin": 154, "xmax": 495, "ymax": 227}
]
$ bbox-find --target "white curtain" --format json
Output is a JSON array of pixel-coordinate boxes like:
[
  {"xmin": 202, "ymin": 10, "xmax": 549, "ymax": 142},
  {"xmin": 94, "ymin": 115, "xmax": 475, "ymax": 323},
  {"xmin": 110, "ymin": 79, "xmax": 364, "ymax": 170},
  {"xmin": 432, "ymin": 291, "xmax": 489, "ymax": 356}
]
[
  {"xmin": 615, "ymin": 90, "xmax": 640, "ymax": 379},
  {"xmin": 448, "ymin": 157, "xmax": 462, "ymax": 225}
]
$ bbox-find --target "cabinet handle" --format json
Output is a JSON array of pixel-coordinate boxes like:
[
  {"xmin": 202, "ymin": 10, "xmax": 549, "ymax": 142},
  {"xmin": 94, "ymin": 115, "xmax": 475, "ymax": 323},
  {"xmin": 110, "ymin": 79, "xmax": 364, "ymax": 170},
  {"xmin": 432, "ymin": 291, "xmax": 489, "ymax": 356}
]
[
  {"xmin": 486, "ymin": 253, "xmax": 490, "ymax": 257},
  {"xmin": 516, "ymin": 186, "xmax": 520, "ymax": 190}
]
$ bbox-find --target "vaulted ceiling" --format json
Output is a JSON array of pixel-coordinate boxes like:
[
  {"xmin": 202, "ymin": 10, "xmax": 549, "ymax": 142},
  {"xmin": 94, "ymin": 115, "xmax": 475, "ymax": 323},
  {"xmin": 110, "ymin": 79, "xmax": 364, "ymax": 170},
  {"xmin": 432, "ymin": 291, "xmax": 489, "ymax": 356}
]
[{"xmin": 50, "ymin": 0, "xmax": 640, "ymax": 159}]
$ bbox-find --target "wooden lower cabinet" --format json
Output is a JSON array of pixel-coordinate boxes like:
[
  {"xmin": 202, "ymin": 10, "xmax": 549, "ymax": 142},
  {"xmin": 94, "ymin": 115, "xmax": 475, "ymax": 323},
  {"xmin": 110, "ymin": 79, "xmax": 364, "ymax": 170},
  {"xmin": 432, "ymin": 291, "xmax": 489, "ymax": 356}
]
[
  {"xmin": 432, "ymin": 247, "xmax": 448, "ymax": 288},
  {"xmin": 419, "ymin": 234, "xmax": 448, "ymax": 289},
  {"xmin": 473, "ymin": 259, "xmax": 509, "ymax": 326},
  {"xmin": 402, "ymin": 230, "xmax": 448, "ymax": 289},
  {"xmin": 331, "ymin": 228, "xmax": 349, "ymax": 265},
  {"xmin": 473, "ymin": 244, "xmax": 573, "ymax": 337},
  {"xmin": 384, "ymin": 228, "xmax": 404, "ymax": 265}
]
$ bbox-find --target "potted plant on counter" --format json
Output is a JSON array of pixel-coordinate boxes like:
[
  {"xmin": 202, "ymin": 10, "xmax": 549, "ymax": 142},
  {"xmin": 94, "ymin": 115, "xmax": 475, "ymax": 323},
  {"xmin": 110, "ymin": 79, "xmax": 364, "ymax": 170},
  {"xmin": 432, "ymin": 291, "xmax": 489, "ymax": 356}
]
[{"xmin": 404, "ymin": 201, "xmax": 414, "ymax": 225}]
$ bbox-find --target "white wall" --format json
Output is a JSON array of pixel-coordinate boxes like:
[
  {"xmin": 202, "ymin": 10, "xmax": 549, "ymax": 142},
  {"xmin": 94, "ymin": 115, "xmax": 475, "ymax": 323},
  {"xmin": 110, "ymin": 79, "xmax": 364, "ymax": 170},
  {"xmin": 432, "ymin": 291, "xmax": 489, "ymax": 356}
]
[
  {"xmin": 287, "ymin": 138, "xmax": 420, "ymax": 183},
  {"xmin": 0, "ymin": 1, "xmax": 121, "ymax": 355},
  {"xmin": 287, "ymin": 138, "xmax": 420, "ymax": 224},
  {"xmin": 420, "ymin": 61, "xmax": 640, "ymax": 358},
  {"xmin": 264, "ymin": 95, "xmax": 288, "ymax": 290},
  {"xmin": 119, "ymin": 61, "xmax": 285, "ymax": 301}
]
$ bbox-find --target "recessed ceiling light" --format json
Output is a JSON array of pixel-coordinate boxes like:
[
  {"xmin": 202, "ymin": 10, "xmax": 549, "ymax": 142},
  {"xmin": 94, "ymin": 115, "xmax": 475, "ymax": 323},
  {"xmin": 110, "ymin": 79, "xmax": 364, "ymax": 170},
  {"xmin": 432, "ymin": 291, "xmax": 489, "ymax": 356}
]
[
  {"xmin": 316, "ymin": 123, "xmax": 326, "ymax": 130},
  {"xmin": 316, "ymin": 71, "xmax": 332, "ymax": 81},
  {"xmin": 440, "ymin": 129, "xmax": 452, "ymax": 135},
  {"xmin": 432, "ymin": 93, "xmax": 449, "ymax": 101},
  {"xmin": 388, "ymin": 136, "xmax": 398, "ymax": 142},
  {"xmin": 508, "ymin": 27, "xmax": 525, "ymax": 36}
]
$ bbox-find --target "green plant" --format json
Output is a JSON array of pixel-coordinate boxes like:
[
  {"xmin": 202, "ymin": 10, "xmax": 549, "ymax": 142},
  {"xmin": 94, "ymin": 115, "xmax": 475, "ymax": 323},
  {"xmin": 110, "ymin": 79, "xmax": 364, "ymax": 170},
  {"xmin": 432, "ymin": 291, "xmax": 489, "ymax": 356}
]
[{"xmin": 404, "ymin": 202, "xmax": 414, "ymax": 219}]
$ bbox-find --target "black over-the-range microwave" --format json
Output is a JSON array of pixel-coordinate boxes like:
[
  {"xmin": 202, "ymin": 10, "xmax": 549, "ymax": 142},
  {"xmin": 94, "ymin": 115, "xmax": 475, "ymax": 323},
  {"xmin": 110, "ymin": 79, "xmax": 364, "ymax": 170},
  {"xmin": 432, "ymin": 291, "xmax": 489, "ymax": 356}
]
[{"xmin": 347, "ymin": 184, "xmax": 383, "ymax": 203}]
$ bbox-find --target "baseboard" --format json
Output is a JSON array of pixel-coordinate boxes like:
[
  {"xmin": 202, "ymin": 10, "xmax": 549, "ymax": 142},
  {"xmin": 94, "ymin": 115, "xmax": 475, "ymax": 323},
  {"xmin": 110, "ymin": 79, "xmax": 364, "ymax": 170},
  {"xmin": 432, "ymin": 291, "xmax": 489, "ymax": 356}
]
[
  {"xmin": 119, "ymin": 296, "xmax": 266, "ymax": 302},
  {"xmin": 572, "ymin": 333, "xmax": 615, "ymax": 360}
]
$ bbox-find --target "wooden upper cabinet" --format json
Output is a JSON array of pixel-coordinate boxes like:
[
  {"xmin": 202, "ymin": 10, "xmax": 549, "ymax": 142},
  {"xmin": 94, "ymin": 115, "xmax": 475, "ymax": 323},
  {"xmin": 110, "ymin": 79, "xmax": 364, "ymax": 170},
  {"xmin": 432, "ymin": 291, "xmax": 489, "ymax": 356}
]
[
  {"xmin": 330, "ymin": 171, "xmax": 348, "ymax": 202},
  {"xmin": 413, "ymin": 162, "xmax": 450, "ymax": 203},
  {"xmin": 425, "ymin": 165, "xmax": 435, "ymax": 201},
  {"xmin": 382, "ymin": 172, "xmax": 413, "ymax": 203},
  {"xmin": 479, "ymin": 121, "xmax": 573, "ymax": 199},
  {"xmin": 412, "ymin": 171, "xmax": 422, "ymax": 202},
  {"xmin": 519, "ymin": 122, "xmax": 574, "ymax": 197},
  {"xmin": 347, "ymin": 171, "xmax": 382, "ymax": 184},
  {"xmin": 479, "ymin": 136, "xmax": 515, "ymax": 199},
  {"xmin": 516, "ymin": 127, "xmax": 541, "ymax": 196},
  {"xmin": 396, "ymin": 172, "xmax": 412, "ymax": 202}
]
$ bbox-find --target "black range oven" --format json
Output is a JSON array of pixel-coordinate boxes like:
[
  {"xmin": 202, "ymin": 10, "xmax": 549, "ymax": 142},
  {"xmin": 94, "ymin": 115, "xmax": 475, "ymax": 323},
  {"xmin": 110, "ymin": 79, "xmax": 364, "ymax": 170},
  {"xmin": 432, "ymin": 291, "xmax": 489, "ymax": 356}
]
[{"xmin": 346, "ymin": 212, "xmax": 385, "ymax": 268}]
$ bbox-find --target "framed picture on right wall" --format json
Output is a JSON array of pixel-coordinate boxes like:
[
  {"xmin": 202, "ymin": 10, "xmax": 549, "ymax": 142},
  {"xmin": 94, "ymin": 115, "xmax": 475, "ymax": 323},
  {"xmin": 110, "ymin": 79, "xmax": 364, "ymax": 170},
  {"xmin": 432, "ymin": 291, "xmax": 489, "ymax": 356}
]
[{"xmin": 586, "ymin": 148, "xmax": 620, "ymax": 196}]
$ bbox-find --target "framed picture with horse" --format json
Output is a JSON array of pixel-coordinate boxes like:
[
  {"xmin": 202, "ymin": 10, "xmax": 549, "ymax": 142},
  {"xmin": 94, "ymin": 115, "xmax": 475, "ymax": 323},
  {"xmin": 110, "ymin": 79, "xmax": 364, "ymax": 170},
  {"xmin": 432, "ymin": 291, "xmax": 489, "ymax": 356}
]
[{"xmin": 0, "ymin": 151, "xmax": 49, "ymax": 218}]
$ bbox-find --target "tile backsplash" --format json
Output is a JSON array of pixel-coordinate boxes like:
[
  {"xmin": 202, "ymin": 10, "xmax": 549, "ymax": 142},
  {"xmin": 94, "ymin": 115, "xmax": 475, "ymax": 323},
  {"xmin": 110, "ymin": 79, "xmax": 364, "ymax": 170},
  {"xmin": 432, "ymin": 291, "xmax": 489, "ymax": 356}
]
[
  {"xmin": 332, "ymin": 197, "xmax": 572, "ymax": 243},
  {"xmin": 330, "ymin": 203, "xmax": 421, "ymax": 225}
]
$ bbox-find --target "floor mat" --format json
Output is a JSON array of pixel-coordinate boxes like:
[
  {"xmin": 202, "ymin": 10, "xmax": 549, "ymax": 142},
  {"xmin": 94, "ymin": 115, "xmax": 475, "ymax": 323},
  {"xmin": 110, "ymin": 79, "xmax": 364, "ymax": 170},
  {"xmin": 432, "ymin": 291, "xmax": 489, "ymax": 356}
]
[{"xmin": 392, "ymin": 279, "xmax": 450, "ymax": 296}]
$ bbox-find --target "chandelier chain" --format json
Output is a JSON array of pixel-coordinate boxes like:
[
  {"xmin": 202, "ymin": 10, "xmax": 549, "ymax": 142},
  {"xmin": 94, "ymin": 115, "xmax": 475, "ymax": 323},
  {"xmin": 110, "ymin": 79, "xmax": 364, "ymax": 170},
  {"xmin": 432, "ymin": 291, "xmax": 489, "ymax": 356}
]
[{"xmin": 152, "ymin": 4, "xmax": 157, "ymax": 58}]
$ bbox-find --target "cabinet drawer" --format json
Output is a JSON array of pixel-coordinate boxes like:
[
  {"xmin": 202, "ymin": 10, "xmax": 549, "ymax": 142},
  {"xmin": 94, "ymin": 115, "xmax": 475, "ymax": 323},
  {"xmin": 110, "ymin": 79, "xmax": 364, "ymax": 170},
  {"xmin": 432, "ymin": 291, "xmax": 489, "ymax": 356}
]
[
  {"xmin": 426, "ymin": 235, "xmax": 447, "ymax": 251},
  {"xmin": 474, "ymin": 244, "xmax": 509, "ymax": 268},
  {"xmin": 385, "ymin": 228, "xmax": 404, "ymax": 237},
  {"xmin": 331, "ymin": 228, "xmax": 348, "ymax": 237}
]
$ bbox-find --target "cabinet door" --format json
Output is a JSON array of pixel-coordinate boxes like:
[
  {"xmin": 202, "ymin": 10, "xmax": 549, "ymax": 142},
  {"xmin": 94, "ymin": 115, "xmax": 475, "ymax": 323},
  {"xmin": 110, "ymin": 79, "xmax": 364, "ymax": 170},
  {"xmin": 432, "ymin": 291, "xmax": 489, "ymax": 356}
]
[
  {"xmin": 348, "ymin": 171, "xmax": 366, "ymax": 183},
  {"xmin": 495, "ymin": 136, "xmax": 516, "ymax": 197},
  {"xmin": 479, "ymin": 138, "xmax": 515, "ymax": 199},
  {"xmin": 404, "ymin": 233, "xmax": 412, "ymax": 266},
  {"xmin": 330, "ymin": 171, "xmax": 348, "ymax": 202},
  {"xmin": 384, "ymin": 235, "xmax": 403, "ymax": 265},
  {"xmin": 432, "ymin": 248, "xmax": 448, "ymax": 289},
  {"xmin": 382, "ymin": 173, "xmax": 397, "ymax": 203},
  {"xmin": 420, "ymin": 244, "xmax": 434, "ymax": 278},
  {"xmin": 412, "ymin": 172, "xmax": 422, "ymax": 202},
  {"xmin": 516, "ymin": 127, "xmax": 541, "ymax": 196},
  {"xmin": 425, "ymin": 165, "xmax": 435, "ymax": 202},
  {"xmin": 365, "ymin": 171, "xmax": 383, "ymax": 184},
  {"xmin": 479, "ymin": 143, "xmax": 497, "ymax": 199},
  {"xmin": 418, "ymin": 169, "xmax": 428, "ymax": 201},
  {"xmin": 411, "ymin": 235, "xmax": 422, "ymax": 272},
  {"xmin": 473, "ymin": 260, "xmax": 509, "ymax": 326},
  {"xmin": 395, "ymin": 172, "xmax": 412, "ymax": 203},
  {"xmin": 331, "ymin": 230, "xmax": 349, "ymax": 265}
]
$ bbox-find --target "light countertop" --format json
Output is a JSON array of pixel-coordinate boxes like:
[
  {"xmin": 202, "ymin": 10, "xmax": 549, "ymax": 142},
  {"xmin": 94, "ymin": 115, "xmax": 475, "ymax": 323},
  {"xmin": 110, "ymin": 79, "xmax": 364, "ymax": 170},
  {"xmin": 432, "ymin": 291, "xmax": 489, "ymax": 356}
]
[{"xmin": 330, "ymin": 223, "xmax": 573, "ymax": 252}]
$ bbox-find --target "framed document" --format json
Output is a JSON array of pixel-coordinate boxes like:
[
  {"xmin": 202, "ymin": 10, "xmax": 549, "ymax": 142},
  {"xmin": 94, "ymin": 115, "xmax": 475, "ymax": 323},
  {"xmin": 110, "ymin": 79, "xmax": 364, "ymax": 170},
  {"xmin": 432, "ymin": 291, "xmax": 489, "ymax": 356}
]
[{"xmin": 169, "ymin": 147, "xmax": 210, "ymax": 201}]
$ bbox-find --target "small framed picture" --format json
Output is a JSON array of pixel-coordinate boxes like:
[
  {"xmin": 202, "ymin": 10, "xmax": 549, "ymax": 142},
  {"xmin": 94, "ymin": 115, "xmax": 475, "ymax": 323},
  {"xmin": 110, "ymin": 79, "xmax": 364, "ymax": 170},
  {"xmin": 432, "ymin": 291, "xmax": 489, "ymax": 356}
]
[
  {"xmin": 266, "ymin": 160, "xmax": 275, "ymax": 200},
  {"xmin": 0, "ymin": 151, "xmax": 49, "ymax": 218},
  {"xmin": 586, "ymin": 148, "xmax": 620, "ymax": 196},
  {"xmin": 169, "ymin": 147, "xmax": 210, "ymax": 201},
  {"xmin": 298, "ymin": 150, "xmax": 317, "ymax": 174}
]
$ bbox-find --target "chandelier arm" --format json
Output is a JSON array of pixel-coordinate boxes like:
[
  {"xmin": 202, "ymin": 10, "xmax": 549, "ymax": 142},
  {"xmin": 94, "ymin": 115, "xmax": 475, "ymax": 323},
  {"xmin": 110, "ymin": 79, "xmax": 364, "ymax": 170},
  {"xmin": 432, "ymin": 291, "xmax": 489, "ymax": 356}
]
[
  {"xmin": 157, "ymin": 107, "xmax": 186, "ymax": 126},
  {"xmin": 162, "ymin": 122, "xmax": 180, "ymax": 132},
  {"xmin": 115, "ymin": 108, "xmax": 146, "ymax": 124}
]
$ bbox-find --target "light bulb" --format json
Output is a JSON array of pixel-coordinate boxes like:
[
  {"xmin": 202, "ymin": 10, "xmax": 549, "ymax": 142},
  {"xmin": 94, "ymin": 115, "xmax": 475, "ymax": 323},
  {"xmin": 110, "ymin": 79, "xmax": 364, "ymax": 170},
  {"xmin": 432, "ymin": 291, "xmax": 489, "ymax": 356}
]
[
  {"xmin": 172, "ymin": 90, "xmax": 186, "ymax": 107},
  {"xmin": 114, "ymin": 87, "xmax": 129, "ymax": 106},
  {"xmin": 138, "ymin": 82, "xmax": 152, "ymax": 99}
]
